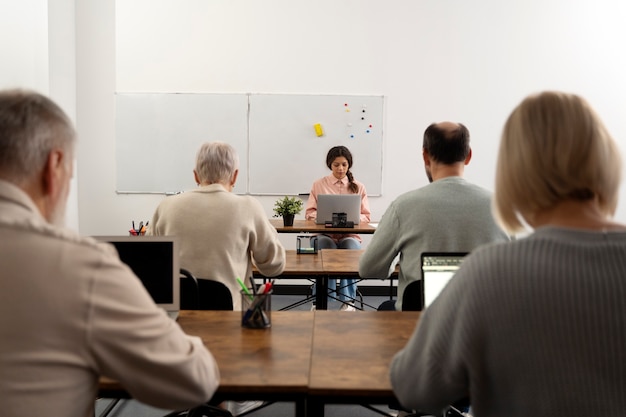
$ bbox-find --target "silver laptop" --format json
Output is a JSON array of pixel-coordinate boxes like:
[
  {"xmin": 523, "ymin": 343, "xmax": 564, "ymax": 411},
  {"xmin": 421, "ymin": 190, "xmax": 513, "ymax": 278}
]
[
  {"xmin": 420, "ymin": 252, "xmax": 468, "ymax": 308},
  {"xmin": 93, "ymin": 236, "xmax": 180, "ymax": 319},
  {"xmin": 315, "ymin": 194, "xmax": 361, "ymax": 225}
]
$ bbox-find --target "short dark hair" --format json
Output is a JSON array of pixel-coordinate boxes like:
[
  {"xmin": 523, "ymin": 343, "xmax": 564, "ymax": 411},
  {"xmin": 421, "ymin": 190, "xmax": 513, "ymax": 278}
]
[{"xmin": 422, "ymin": 123, "xmax": 470, "ymax": 164}]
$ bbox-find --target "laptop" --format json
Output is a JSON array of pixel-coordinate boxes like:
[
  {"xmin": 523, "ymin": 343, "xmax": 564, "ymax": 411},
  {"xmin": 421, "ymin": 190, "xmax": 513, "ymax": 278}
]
[
  {"xmin": 315, "ymin": 194, "xmax": 361, "ymax": 225},
  {"xmin": 420, "ymin": 252, "xmax": 468, "ymax": 308},
  {"xmin": 93, "ymin": 235, "xmax": 180, "ymax": 319}
]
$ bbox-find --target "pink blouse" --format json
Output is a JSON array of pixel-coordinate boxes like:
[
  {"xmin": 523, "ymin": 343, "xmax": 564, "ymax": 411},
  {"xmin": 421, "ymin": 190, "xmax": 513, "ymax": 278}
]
[{"xmin": 305, "ymin": 174, "xmax": 371, "ymax": 242}]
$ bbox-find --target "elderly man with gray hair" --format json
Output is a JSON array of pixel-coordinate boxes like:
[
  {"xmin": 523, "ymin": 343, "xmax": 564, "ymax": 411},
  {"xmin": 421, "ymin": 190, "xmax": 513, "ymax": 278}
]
[
  {"xmin": 0, "ymin": 89, "xmax": 219, "ymax": 416},
  {"xmin": 147, "ymin": 142, "xmax": 286, "ymax": 311}
]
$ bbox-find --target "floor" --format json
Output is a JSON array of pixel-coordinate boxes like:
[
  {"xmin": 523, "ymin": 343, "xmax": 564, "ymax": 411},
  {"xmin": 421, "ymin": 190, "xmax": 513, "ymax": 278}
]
[{"xmin": 96, "ymin": 293, "xmax": 399, "ymax": 417}]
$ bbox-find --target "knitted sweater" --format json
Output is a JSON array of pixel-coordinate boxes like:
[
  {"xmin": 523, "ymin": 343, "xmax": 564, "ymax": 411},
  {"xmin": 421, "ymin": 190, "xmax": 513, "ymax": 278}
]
[
  {"xmin": 148, "ymin": 184, "xmax": 285, "ymax": 310},
  {"xmin": 359, "ymin": 177, "xmax": 509, "ymax": 309},
  {"xmin": 390, "ymin": 226, "xmax": 626, "ymax": 416}
]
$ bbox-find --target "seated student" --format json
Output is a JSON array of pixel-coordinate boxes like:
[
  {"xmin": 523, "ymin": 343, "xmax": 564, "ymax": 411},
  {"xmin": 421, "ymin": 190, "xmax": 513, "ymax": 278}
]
[
  {"xmin": 0, "ymin": 89, "xmax": 219, "ymax": 415},
  {"xmin": 359, "ymin": 122, "xmax": 509, "ymax": 310},
  {"xmin": 305, "ymin": 145, "xmax": 371, "ymax": 311},
  {"xmin": 390, "ymin": 91, "xmax": 626, "ymax": 416},
  {"xmin": 147, "ymin": 141, "xmax": 286, "ymax": 311},
  {"xmin": 148, "ymin": 142, "xmax": 285, "ymax": 416}
]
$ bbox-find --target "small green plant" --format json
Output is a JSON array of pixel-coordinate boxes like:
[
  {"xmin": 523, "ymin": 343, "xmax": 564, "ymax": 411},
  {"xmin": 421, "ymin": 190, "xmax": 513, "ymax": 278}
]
[{"xmin": 273, "ymin": 196, "xmax": 303, "ymax": 217}]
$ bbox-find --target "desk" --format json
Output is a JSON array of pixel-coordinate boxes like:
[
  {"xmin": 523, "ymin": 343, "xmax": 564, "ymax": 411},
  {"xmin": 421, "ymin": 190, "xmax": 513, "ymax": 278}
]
[
  {"xmin": 320, "ymin": 249, "xmax": 364, "ymax": 275},
  {"xmin": 308, "ymin": 311, "xmax": 420, "ymax": 416},
  {"xmin": 255, "ymin": 249, "xmax": 396, "ymax": 310},
  {"xmin": 99, "ymin": 311, "xmax": 314, "ymax": 416},
  {"xmin": 99, "ymin": 310, "xmax": 419, "ymax": 417},
  {"xmin": 270, "ymin": 219, "xmax": 378, "ymax": 234}
]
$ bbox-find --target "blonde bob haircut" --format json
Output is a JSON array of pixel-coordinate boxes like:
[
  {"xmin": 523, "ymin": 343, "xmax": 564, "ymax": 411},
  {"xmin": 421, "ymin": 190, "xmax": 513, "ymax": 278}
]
[
  {"xmin": 195, "ymin": 142, "xmax": 239, "ymax": 184},
  {"xmin": 495, "ymin": 91, "xmax": 622, "ymax": 233}
]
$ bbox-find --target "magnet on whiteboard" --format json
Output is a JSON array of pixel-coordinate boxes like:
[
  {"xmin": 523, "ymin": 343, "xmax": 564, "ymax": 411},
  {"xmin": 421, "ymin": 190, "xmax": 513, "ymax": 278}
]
[{"xmin": 314, "ymin": 123, "xmax": 324, "ymax": 137}]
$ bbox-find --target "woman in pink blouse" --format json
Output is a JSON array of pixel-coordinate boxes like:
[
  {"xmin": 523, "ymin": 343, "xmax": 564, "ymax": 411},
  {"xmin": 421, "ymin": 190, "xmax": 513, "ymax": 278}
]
[{"xmin": 305, "ymin": 146, "xmax": 371, "ymax": 311}]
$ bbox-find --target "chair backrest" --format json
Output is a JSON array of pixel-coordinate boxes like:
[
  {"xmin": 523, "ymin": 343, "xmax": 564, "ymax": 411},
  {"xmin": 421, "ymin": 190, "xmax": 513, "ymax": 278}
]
[
  {"xmin": 180, "ymin": 268, "xmax": 199, "ymax": 310},
  {"xmin": 401, "ymin": 280, "xmax": 424, "ymax": 311},
  {"xmin": 197, "ymin": 279, "xmax": 234, "ymax": 310},
  {"xmin": 179, "ymin": 269, "xmax": 234, "ymax": 310}
]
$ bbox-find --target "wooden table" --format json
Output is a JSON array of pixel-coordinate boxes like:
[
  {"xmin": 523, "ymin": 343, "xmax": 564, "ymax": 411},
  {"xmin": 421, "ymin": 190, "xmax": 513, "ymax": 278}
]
[
  {"xmin": 99, "ymin": 311, "xmax": 315, "ymax": 416},
  {"xmin": 270, "ymin": 219, "xmax": 378, "ymax": 234},
  {"xmin": 308, "ymin": 311, "xmax": 420, "ymax": 416},
  {"xmin": 320, "ymin": 249, "xmax": 364, "ymax": 275},
  {"xmin": 255, "ymin": 249, "xmax": 397, "ymax": 310},
  {"xmin": 99, "ymin": 310, "xmax": 419, "ymax": 417}
]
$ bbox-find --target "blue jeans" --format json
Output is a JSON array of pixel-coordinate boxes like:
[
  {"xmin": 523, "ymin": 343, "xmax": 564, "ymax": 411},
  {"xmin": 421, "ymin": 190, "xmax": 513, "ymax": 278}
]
[{"xmin": 311, "ymin": 235, "xmax": 360, "ymax": 304}]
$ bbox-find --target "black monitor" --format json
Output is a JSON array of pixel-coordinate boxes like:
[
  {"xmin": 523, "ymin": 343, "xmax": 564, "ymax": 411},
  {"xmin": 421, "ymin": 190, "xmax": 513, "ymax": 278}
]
[{"xmin": 93, "ymin": 236, "xmax": 180, "ymax": 312}]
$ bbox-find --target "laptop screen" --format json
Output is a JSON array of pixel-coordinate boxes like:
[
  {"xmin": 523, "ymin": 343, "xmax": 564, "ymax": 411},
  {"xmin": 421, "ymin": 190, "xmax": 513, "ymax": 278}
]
[
  {"xmin": 93, "ymin": 236, "xmax": 180, "ymax": 312},
  {"xmin": 421, "ymin": 252, "xmax": 468, "ymax": 308},
  {"xmin": 316, "ymin": 194, "xmax": 361, "ymax": 225}
]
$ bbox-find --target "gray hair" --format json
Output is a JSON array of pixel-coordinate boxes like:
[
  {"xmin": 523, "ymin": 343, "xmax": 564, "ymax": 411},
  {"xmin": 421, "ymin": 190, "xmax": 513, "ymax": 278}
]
[
  {"xmin": 195, "ymin": 142, "xmax": 239, "ymax": 184},
  {"xmin": 0, "ymin": 89, "xmax": 76, "ymax": 185}
]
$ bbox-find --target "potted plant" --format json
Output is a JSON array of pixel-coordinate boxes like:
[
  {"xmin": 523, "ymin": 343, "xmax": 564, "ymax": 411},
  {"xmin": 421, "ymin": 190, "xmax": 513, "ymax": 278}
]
[{"xmin": 273, "ymin": 196, "xmax": 303, "ymax": 227}]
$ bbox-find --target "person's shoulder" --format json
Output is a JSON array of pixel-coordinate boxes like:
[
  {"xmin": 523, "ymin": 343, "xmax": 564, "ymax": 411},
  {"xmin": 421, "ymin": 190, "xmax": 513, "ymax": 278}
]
[
  {"xmin": 313, "ymin": 175, "xmax": 332, "ymax": 187},
  {"xmin": 461, "ymin": 179, "xmax": 493, "ymax": 194},
  {"xmin": 235, "ymin": 194, "xmax": 266, "ymax": 211},
  {"xmin": 352, "ymin": 178, "xmax": 367, "ymax": 190},
  {"xmin": 31, "ymin": 222, "xmax": 119, "ymax": 259},
  {"xmin": 392, "ymin": 185, "xmax": 431, "ymax": 205}
]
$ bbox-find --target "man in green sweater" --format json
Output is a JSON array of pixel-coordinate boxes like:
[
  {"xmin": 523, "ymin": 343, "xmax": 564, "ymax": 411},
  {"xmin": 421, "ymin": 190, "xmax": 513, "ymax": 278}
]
[{"xmin": 359, "ymin": 121, "xmax": 509, "ymax": 310}]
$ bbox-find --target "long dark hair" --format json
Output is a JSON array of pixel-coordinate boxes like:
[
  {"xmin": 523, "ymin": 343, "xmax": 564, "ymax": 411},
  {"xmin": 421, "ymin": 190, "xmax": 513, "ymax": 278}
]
[{"xmin": 326, "ymin": 146, "xmax": 359, "ymax": 193}]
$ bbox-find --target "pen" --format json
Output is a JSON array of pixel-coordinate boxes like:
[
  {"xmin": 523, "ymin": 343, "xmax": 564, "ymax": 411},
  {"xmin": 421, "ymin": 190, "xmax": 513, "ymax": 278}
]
[
  {"xmin": 249, "ymin": 276, "xmax": 257, "ymax": 295},
  {"xmin": 236, "ymin": 277, "xmax": 253, "ymax": 300}
]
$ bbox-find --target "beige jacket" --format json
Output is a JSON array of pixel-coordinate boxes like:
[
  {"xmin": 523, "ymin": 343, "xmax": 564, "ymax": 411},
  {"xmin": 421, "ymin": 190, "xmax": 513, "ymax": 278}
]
[{"xmin": 0, "ymin": 180, "xmax": 219, "ymax": 417}]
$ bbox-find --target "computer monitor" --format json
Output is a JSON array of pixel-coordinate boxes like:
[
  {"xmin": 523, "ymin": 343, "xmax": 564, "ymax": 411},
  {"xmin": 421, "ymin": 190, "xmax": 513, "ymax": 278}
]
[
  {"xmin": 92, "ymin": 236, "xmax": 180, "ymax": 314},
  {"xmin": 420, "ymin": 252, "xmax": 468, "ymax": 308},
  {"xmin": 315, "ymin": 194, "xmax": 361, "ymax": 225}
]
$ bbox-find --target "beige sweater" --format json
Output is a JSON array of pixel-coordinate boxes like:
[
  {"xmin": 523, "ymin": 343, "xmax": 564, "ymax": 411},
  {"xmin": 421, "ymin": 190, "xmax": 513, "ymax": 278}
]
[
  {"xmin": 148, "ymin": 184, "xmax": 286, "ymax": 310},
  {"xmin": 0, "ymin": 180, "xmax": 219, "ymax": 417}
]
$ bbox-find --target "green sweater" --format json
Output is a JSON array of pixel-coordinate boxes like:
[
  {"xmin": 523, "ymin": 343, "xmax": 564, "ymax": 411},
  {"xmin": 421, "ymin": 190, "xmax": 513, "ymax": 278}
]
[
  {"xmin": 359, "ymin": 177, "xmax": 509, "ymax": 309},
  {"xmin": 390, "ymin": 226, "xmax": 626, "ymax": 416}
]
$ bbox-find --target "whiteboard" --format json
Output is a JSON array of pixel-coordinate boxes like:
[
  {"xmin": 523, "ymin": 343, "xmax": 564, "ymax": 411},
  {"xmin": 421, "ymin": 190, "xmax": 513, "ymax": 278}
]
[
  {"xmin": 115, "ymin": 93, "xmax": 384, "ymax": 195},
  {"xmin": 248, "ymin": 94, "xmax": 384, "ymax": 195},
  {"xmin": 115, "ymin": 93, "xmax": 249, "ymax": 194}
]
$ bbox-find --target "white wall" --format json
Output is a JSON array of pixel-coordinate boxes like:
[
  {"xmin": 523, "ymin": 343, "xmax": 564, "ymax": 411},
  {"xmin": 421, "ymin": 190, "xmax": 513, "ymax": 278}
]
[
  {"xmin": 74, "ymin": 0, "xmax": 626, "ymax": 247},
  {"xmin": 0, "ymin": 0, "xmax": 79, "ymax": 231}
]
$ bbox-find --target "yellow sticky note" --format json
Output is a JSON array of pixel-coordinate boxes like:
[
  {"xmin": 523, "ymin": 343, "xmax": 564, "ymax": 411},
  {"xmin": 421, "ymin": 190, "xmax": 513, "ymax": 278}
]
[{"xmin": 314, "ymin": 123, "xmax": 324, "ymax": 137}]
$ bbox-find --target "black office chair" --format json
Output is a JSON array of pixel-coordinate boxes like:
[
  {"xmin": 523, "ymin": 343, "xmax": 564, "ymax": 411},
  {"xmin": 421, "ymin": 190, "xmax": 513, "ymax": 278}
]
[
  {"xmin": 401, "ymin": 279, "xmax": 424, "ymax": 311},
  {"xmin": 163, "ymin": 404, "xmax": 233, "ymax": 417},
  {"xmin": 180, "ymin": 269, "xmax": 234, "ymax": 310}
]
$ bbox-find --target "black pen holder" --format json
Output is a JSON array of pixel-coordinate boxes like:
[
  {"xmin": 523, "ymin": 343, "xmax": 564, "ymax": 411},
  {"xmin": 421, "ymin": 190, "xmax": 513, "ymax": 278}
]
[
  {"xmin": 241, "ymin": 290, "xmax": 272, "ymax": 329},
  {"xmin": 332, "ymin": 212, "xmax": 348, "ymax": 227}
]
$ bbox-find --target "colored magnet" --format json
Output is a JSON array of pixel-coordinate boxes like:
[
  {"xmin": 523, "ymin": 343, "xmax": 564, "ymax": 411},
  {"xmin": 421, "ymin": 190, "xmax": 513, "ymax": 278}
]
[{"xmin": 314, "ymin": 123, "xmax": 324, "ymax": 137}]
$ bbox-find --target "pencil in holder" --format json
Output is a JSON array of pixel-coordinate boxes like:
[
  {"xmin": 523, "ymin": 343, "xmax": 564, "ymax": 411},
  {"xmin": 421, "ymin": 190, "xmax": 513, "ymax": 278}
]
[{"xmin": 241, "ymin": 290, "xmax": 272, "ymax": 329}]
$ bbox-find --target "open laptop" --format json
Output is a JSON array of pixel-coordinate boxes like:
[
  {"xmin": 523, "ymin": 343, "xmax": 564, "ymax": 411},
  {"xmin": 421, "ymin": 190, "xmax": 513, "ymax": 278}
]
[
  {"xmin": 420, "ymin": 252, "xmax": 468, "ymax": 308},
  {"xmin": 315, "ymin": 194, "xmax": 361, "ymax": 225},
  {"xmin": 93, "ymin": 235, "xmax": 180, "ymax": 319}
]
